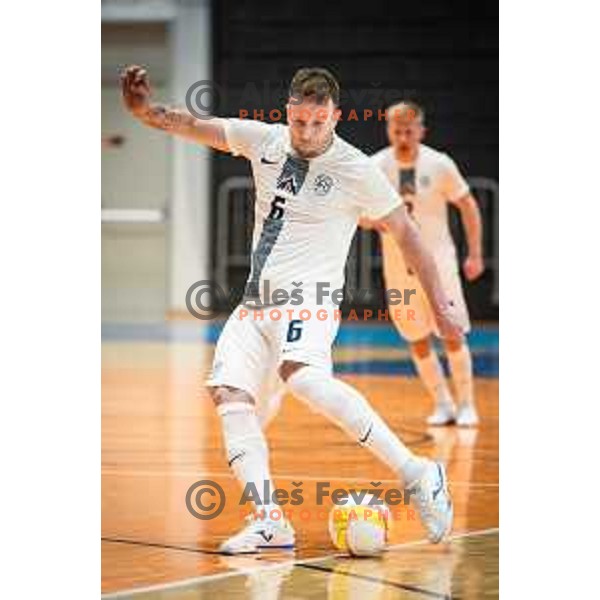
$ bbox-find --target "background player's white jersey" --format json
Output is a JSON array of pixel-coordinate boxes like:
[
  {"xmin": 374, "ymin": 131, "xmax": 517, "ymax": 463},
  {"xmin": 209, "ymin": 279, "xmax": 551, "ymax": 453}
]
[
  {"xmin": 224, "ymin": 119, "xmax": 402, "ymax": 304},
  {"xmin": 370, "ymin": 144, "xmax": 469, "ymax": 272}
]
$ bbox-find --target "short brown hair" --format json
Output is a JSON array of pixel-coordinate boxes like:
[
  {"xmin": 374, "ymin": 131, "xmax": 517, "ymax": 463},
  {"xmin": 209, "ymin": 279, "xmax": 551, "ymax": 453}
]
[
  {"xmin": 387, "ymin": 101, "xmax": 425, "ymax": 123},
  {"xmin": 289, "ymin": 67, "xmax": 340, "ymax": 106}
]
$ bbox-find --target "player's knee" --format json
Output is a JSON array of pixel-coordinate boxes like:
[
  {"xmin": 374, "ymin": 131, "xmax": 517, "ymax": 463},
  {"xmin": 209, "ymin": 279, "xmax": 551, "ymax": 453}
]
[
  {"xmin": 208, "ymin": 385, "xmax": 255, "ymax": 407},
  {"xmin": 444, "ymin": 336, "xmax": 464, "ymax": 354},
  {"xmin": 278, "ymin": 360, "xmax": 309, "ymax": 382},
  {"xmin": 411, "ymin": 338, "xmax": 431, "ymax": 359}
]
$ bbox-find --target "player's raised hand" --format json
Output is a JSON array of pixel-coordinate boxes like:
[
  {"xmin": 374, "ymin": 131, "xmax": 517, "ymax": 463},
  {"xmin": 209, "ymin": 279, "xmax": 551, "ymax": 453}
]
[
  {"xmin": 121, "ymin": 65, "xmax": 152, "ymax": 117},
  {"xmin": 434, "ymin": 302, "xmax": 464, "ymax": 341},
  {"xmin": 463, "ymin": 255, "xmax": 484, "ymax": 281}
]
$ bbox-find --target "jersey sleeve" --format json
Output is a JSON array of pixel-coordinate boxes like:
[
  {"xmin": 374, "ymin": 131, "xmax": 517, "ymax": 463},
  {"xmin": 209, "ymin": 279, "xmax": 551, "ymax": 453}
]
[
  {"xmin": 440, "ymin": 154, "xmax": 470, "ymax": 202},
  {"xmin": 355, "ymin": 163, "xmax": 403, "ymax": 220},
  {"xmin": 222, "ymin": 118, "xmax": 272, "ymax": 159}
]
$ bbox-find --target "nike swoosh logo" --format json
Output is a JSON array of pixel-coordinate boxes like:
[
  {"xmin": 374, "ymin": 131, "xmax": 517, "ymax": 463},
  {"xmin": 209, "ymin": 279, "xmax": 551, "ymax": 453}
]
[
  {"xmin": 432, "ymin": 464, "xmax": 445, "ymax": 500},
  {"xmin": 259, "ymin": 530, "xmax": 274, "ymax": 543},
  {"xmin": 261, "ymin": 157, "xmax": 278, "ymax": 164},
  {"xmin": 359, "ymin": 423, "xmax": 373, "ymax": 444},
  {"xmin": 228, "ymin": 451, "xmax": 245, "ymax": 467}
]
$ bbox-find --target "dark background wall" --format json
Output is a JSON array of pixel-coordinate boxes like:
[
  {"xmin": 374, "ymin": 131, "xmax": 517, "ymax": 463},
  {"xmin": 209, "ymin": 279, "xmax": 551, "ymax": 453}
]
[{"xmin": 210, "ymin": 0, "xmax": 498, "ymax": 319}]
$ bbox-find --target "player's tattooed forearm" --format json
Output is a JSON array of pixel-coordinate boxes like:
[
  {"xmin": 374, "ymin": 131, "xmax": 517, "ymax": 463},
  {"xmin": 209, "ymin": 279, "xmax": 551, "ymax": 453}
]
[{"xmin": 143, "ymin": 104, "xmax": 187, "ymax": 131}]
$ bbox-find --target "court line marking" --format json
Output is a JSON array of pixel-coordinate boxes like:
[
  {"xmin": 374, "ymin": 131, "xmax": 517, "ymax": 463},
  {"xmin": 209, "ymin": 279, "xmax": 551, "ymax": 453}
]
[
  {"xmin": 101, "ymin": 467, "xmax": 499, "ymax": 488},
  {"xmin": 101, "ymin": 536, "xmax": 222, "ymax": 555},
  {"xmin": 101, "ymin": 526, "xmax": 498, "ymax": 598}
]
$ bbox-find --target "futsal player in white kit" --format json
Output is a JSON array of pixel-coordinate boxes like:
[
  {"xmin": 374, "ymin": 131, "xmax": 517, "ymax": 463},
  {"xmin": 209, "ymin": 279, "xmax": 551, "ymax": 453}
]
[
  {"xmin": 121, "ymin": 65, "xmax": 462, "ymax": 554},
  {"xmin": 367, "ymin": 102, "xmax": 484, "ymax": 426}
]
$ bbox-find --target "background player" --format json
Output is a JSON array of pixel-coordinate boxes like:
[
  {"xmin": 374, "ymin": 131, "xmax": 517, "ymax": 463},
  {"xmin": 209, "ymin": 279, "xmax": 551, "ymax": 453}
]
[
  {"xmin": 367, "ymin": 102, "xmax": 484, "ymax": 426},
  {"xmin": 121, "ymin": 66, "xmax": 462, "ymax": 554}
]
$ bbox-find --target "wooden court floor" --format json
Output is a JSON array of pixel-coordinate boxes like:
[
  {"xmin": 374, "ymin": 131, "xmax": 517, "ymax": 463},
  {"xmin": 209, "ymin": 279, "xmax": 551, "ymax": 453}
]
[{"xmin": 102, "ymin": 338, "xmax": 499, "ymax": 599}]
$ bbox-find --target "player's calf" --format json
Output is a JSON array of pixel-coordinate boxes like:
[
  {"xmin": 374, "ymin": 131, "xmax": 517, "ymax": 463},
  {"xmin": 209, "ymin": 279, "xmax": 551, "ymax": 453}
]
[
  {"xmin": 210, "ymin": 384, "xmax": 296, "ymax": 555},
  {"xmin": 443, "ymin": 338, "xmax": 479, "ymax": 427},
  {"xmin": 409, "ymin": 339, "xmax": 455, "ymax": 425},
  {"xmin": 282, "ymin": 363, "xmax": 427, "ymax": 485}
]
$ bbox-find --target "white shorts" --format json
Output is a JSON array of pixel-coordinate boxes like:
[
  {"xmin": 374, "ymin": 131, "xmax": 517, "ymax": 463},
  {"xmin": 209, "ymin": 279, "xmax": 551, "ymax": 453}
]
[
  {"xmin": 381, "ymin": 236, "xmax": 470, "ymax": 342},
  {"xmin": 206, "ymin": 302, "xmax": 341, "ymax": 403}
]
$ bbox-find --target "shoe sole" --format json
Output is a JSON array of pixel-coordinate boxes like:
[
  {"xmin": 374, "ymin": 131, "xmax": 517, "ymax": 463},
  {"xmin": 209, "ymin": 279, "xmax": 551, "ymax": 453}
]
[{"xmin": 219, "ymin": 543, "xmax": 295, "ymax": 555}]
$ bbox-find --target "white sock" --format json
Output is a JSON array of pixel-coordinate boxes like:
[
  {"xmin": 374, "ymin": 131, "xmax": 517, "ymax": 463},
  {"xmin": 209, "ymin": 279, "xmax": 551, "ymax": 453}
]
[
  {"xmin": 217, "ymin": 402, "xmax": 276, "ymax": 515},
  {"xmin": 287, "ymin": 366, "xmax": 427, "ymax": 485},
  {"xmin": 447, "ymin": 344, "xmax": 475, "ymax": 407},
  {"xmin": 412, "ymin": 349, "xmax": 453, "ymax": 407}
]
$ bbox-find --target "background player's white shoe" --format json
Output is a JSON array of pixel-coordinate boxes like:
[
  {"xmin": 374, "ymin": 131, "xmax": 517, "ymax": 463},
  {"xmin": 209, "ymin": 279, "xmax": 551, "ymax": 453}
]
[
  {"xmin": 408, "ymin": 460, "xmax": 453, "ymax": 543},
  {"xmin": 426, "ymin": 403, "xmax": 456, "ymax": 426},
  {"xmin": 219, "ymin": 514, "xmax": 295, "ymax": 554},
  {"xmin": 455, "ymin": 403, "xmax": 479, "ymax": 427}
]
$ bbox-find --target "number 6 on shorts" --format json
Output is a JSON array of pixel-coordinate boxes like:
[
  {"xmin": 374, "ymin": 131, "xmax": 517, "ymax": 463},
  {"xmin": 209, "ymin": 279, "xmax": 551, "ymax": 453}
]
[{"xmin": 287, "ymin": 319, "xmax": 303, "ymax": 342}]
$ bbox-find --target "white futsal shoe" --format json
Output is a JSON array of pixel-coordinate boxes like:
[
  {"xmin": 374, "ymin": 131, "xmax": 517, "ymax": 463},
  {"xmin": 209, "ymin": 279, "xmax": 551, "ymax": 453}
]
[
  {"xmin": 427, "ymin": 403, "xmax": 456, "ymax": 426},
  {"xmin": 408, "ymin": 460, "xmax": 453, "ymax": 543},
  {"xmin": 219, "ymin": 514, "xmax": 295, "ymax": 555},
  {"xmin": 455, "ymin": 403, "xmax": 479, "ymax": 427}
]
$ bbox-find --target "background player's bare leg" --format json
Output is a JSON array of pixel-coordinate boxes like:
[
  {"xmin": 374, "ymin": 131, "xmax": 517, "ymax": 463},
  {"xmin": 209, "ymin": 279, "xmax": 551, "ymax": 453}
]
[
  {"xmin": 443, "ymin": 337, "xmax": 479, "ymax": 427},
  {"xmin": 409, "ymin": 338, "xmax": 455, "ymax": 424}
]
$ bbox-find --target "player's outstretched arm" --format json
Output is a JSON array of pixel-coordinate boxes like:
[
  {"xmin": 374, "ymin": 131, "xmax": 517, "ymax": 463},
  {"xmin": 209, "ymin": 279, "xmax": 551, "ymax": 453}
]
[
  {"xmin": 378, "ymin": 206, "xmax": 463, "ymax": 340},
  {"xmin": 451, "ymin": 194, "xmax": 484, "ymax": 281},
  {"xmin": 120, "ymin": 65, "xmax": 230, "ymax": 152}
]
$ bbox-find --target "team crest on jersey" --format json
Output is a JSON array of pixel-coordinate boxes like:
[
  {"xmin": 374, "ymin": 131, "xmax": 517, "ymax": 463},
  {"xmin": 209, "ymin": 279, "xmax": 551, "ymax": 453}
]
[
  {"xmin": 419, "ymin": 175, "xmax": 431, "ymax": 188},
  {"xmin": 312, "ymin": 174, "xmax": 334, "ymax": 196}
]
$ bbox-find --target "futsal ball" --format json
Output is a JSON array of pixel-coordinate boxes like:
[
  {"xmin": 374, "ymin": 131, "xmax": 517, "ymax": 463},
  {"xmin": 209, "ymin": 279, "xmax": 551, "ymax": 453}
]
[{"xmin": 328, "ymin": 493, "xmax": 392, "ymax": 557}]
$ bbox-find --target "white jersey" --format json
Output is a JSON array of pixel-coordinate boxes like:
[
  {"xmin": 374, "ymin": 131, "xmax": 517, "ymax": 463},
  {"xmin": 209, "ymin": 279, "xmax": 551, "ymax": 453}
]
[
  {"xmin": 224, "ymin": 118, "xmax": 402, "ymax": 304},
  {"xmin": 371, "ymin": 144, "xmax": 470, "ymax": 272}
]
